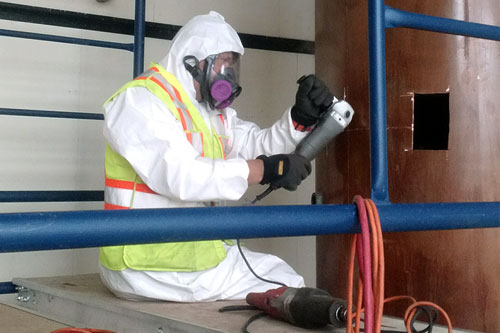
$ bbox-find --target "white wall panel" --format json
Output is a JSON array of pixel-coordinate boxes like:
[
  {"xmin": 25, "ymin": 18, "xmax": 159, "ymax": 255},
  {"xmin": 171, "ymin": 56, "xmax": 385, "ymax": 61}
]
[{"xmin": 0, "ymin": 0, "xmax": 316, "ymax": 287}]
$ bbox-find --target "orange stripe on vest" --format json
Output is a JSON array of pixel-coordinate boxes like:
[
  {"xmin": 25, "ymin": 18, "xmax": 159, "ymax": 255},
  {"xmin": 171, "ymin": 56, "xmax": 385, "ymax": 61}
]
[
  {"xmin": 140, "ymin": 69, "xmax": 196, "ymax": 146},
  {"xmin": 105, "ymin": 177, "xmax": 156, "ymax": 194},
  {"xmin": 200, "ymin": 132, "xmax": 204, "ymax": 157},
  {"xmin": 218, "ymin": 136, "xmax": 226, "ymax": 160},
  {"xmin": 104, "ymin": 202, "xmax": 129, "ymax": 210}
]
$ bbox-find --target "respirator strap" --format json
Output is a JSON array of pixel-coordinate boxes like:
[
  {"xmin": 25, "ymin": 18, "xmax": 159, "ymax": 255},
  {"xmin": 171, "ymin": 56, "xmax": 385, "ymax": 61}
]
[{"xmin": 183, "ymin": 55, "xmax": 204, "ymax": 83}]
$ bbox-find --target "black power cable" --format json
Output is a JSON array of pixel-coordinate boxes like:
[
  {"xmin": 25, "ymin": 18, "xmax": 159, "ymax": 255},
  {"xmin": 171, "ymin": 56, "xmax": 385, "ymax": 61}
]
[
  {"xmin": 242, "ymin": 312, "xmax": 268, "ymax": 333},
  {"xmin": 218, "ymin": 305, "xmax": 267, "ymax": 333},
  {"xmin": 380, "ymin": 305, "xmax": 439, "ymax": 333},
  {"xmin": 218, "ymin": 240, "xmax": 288, "ymax": 333},
  {"xmin": 236, "ymin": 239, "xmax": 287, "ymax": 287}
]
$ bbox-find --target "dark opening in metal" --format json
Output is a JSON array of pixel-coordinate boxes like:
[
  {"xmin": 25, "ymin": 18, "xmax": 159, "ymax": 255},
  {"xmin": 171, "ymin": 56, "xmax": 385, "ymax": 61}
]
[{"xmin": 413, "ymin": 93, "xmax": 450, "ymax": 150}]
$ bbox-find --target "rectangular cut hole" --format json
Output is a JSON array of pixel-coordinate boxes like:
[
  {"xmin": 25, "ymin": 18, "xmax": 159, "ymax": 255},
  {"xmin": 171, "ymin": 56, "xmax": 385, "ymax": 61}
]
[{"xmin": 413, "ymin": 93, "xmax": 450, "ymax": 150}]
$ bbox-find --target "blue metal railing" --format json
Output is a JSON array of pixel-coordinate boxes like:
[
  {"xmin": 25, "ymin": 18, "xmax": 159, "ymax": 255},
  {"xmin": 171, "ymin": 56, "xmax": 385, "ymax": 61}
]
[
  {"xmin": 385, "ymin": 6, "xmax": 500, "ymax": 41},
  {"xmin": 368, "ymin": 0, "xmax": 390, "ymax": 203},
  {"xmin": 0, "ymin": 191, "xmax": 103, "ymax": 203},
  {"xmin": 0, "ymin": 0, "xmax": 499, "ymax": 292},
  {"xmin": 133, "ymin": 0, "xmax": 145, "ymax": 77},
  {"xmin": 0, "ymin": 28, "xmax": 134, "ymax": 51},
  {"xmin": 0, "ymin": 282, "xmax": 16, "ymax": 294},
  {"xmin": 1, "ymin": 202, "xmax": 499, "ymax": 253},
  {"xmin": 0, "ymin": 0, "xmax": 145, "ymax": 204},
  {"xmin": 0, "ymin": 0, "xmax": 145, "ymax": 120},
  {"xmin": 0, "ymin": 107, "xmax": 104, "ymax": 120},
  {"xmin": 369, "ymin": 3, "xmax": 500, "ymax": 202}
]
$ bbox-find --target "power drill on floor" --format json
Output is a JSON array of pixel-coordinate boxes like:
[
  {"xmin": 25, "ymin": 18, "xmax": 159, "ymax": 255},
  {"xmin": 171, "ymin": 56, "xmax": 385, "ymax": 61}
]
[
  {"xmin": 246, "ymin": 286, "xmax": 349, "ymax": 329},
  {"xmin": 252, "ymin": 92, "xmax": 354, "ymax": 203}
]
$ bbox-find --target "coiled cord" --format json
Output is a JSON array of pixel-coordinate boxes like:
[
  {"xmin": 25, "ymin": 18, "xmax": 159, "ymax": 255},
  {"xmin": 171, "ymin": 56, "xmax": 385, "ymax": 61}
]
[{"xmin": 348, "ymin": 196, "xmax": 453, "ymax": 333}]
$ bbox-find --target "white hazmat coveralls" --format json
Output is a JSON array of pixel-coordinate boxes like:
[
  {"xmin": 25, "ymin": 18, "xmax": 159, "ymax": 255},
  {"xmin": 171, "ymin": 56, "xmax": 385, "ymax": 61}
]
[{"xmin": 100, "ymin": 11, "xmax": 307, "ymax": 302}]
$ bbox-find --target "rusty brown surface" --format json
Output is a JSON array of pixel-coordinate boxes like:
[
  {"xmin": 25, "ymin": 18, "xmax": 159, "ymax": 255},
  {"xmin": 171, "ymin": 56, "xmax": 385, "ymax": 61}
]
[{"xmin": 316, "ymin": 0, "xmax": 500, "ymax": 331}]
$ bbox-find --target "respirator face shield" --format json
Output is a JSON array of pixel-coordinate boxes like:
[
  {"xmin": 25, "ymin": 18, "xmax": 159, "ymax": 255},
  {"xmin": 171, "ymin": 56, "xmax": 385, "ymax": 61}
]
[
  {"xmin": 206, "ymin": 52, "xmax": 241, "ymax": 109},
  {"xmin": 184, "ymin": 52, "xmax": 242, "ymax": 110}
]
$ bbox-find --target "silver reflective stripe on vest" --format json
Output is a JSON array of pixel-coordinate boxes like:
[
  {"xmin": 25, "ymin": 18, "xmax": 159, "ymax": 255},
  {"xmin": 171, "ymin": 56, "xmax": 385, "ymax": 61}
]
[
  {"xmin": 105, "ymin": 187, "xmax": 133, "ymax": 208},
  {"xmin": 141, "ymin": 67, "xmax": 227, "ymax": 157},
  {"xmin": 147, "ymin": 68, "xmax": 194, "ymax": 131},
  {"xmin": 189, "ymin": 132, "xmax": 203, "ymax": 154},
  {"xmin": 211, "ymin": 113, "xmax": 226, "ymax": 135},
  {"xmin": 210, "ymin": 114, "xmax": 228, "ymax": 155}
]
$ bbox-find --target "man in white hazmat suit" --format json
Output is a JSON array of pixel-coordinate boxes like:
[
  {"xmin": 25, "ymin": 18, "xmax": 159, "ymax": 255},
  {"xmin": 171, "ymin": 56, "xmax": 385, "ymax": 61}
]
[{"xmin": 100, "ymin": 11, "xmax": 334, "ymax": 302}]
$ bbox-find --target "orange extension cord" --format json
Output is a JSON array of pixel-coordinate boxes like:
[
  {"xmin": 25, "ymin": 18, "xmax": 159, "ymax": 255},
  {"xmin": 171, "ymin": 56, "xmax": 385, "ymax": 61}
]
[{"xmin": 346, "ymin": 196, "xmax": 453, "ymax": 333}]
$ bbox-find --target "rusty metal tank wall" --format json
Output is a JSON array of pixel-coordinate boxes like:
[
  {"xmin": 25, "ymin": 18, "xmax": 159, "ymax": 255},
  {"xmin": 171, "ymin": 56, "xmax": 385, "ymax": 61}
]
[{"xmin": 315, "ymin": 0, "xmax": 500, "ymax": 331}]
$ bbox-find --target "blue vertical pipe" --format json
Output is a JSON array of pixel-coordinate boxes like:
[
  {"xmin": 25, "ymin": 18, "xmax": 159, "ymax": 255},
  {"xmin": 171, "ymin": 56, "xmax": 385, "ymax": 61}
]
[
  {"xmin": 133, "ymin": 0, "xmax": 145, "ymax": 77},
  {"xmin": 368, "ymin": 0, "xmax": 390, "ymax": 203}
]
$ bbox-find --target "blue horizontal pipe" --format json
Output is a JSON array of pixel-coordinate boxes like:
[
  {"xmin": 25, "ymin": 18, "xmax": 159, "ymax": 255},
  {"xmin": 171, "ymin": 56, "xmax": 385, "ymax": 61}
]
[
  {"xmin": 0, "ymin": 108, "xmax": 104, "ymax": 120},
  {"xmin": 0, "ymin": 28, "xmax": 134, "ymax": 51},
  {"xmin": 0, "ymin": 202, "xmax": 499, "ymax": 253},
  {"xmin": 0, "ymin": 191, "xmax": 104, "ymax": 203},
  {"xmin": 385, "ymin": 6, "xmax": 500, "ymax": 41},
  {"xmin": 0, "ymin": 282, "xmax": 16, "ymax": 294}
]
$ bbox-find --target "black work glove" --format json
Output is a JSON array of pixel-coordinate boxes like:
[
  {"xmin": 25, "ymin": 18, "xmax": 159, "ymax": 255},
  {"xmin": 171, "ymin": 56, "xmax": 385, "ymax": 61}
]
[
  {"xmin": 257, "ymin": 154, "xmax": 312, "ymax": 191},
  {"xmin": 291, "ymin": 74, "xmax": 333, "ymax": 127}
]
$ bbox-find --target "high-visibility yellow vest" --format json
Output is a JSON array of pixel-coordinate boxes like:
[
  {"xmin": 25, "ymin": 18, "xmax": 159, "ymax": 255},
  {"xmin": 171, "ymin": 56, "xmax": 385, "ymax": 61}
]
[{"xmin": 100, "ymin": 64, "xmax": 229, "ymax": 272}]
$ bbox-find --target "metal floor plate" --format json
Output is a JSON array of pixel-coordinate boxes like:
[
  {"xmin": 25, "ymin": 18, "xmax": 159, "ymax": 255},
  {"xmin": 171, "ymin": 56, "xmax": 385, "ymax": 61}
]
[
  {"xmin": 0, "ymin": 303, "xmax": 68, "ymax": 333},
  {"xmin": 8, "ymin": 274, "xmax": 337, "ymax": 333},
  {"xmin": 3, "ymin": 274, "xmax": 478, "ymax": 333}
]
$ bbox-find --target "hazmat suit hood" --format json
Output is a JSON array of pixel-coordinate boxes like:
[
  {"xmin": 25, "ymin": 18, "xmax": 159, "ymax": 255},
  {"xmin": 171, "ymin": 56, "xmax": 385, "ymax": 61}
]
[{"xmin": 159, "ymin": 11, "xmax": 244, "ymax": 107}]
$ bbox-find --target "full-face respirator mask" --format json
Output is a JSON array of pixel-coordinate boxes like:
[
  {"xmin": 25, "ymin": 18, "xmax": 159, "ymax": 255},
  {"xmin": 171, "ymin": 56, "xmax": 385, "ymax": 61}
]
[{"xmin": 183, "ymin": 52, "xmax": 242, "ymax": 110}]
